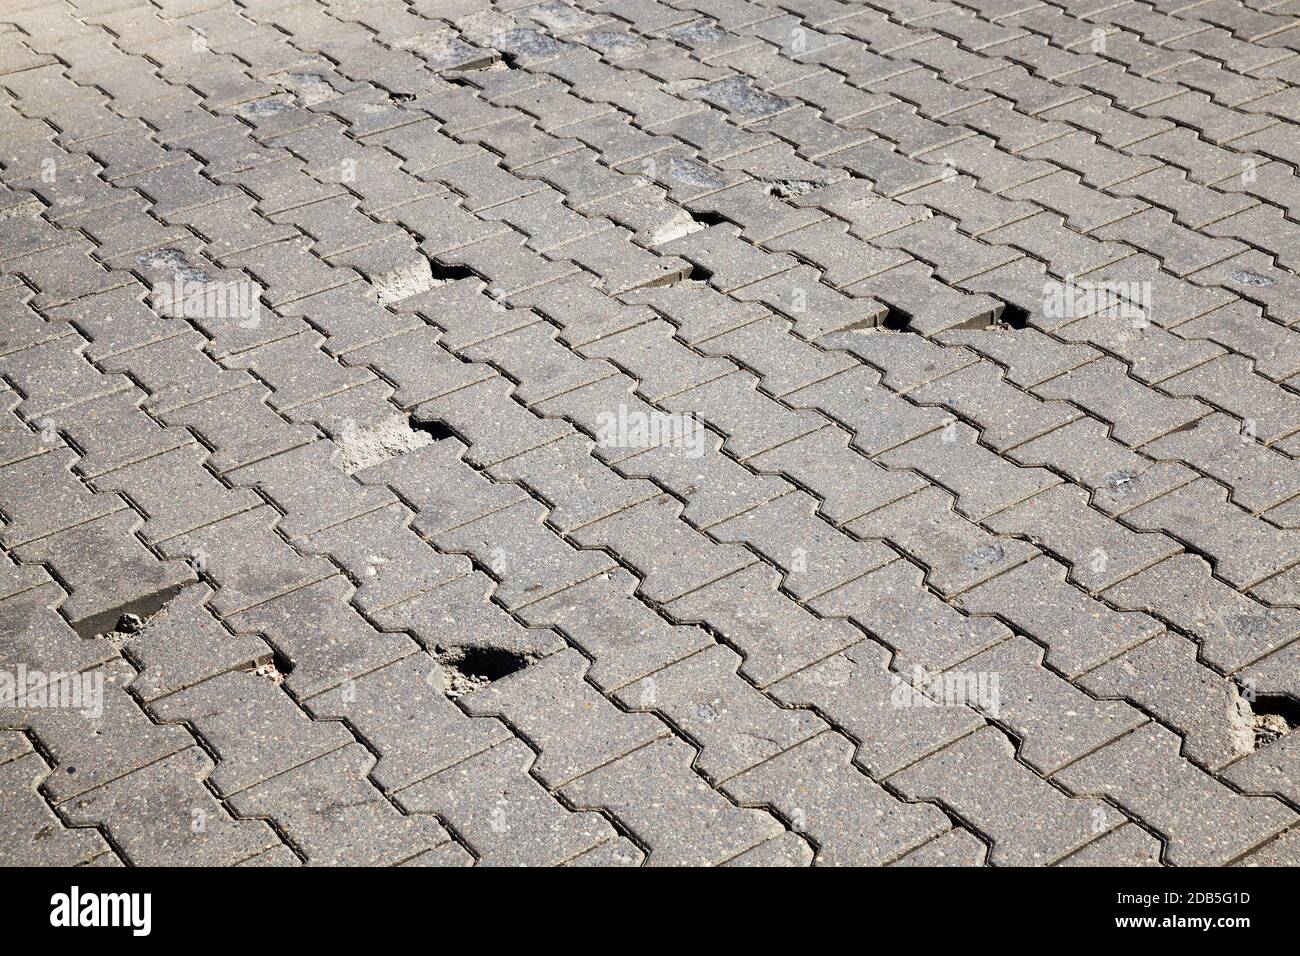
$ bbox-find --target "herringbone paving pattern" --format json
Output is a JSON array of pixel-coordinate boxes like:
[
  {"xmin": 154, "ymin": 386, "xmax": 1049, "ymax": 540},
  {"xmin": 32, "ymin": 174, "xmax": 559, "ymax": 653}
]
[{"xmin": 2, "ymin": 0, "xmax": 1300, "ymax": 866}]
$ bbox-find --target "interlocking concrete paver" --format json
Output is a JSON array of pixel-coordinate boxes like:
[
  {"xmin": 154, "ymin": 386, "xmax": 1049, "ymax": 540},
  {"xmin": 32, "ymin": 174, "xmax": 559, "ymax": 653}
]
[
  {"xmin": 985, "ymin": 484, "xmax": 1183, "ymax": 592},
  {"xmin": 1080, "ymin": 633, "xmax": 1257, "ymax": 771},
  {"xmin": 150, "ymin": 670, "xmax": 354, "ymax": 798},
  {"xmin": 724, "ymin": 732, "xmax": 951, "ymax": 865},
  {"xmin": 396, "ymin": 737, "xmax": 617, "ymax": 866},
  {"xmin": 560, "ymin": 735, "xmax": 784, "ymax": 865},
  {"xmin": 668, "ymin": 562, "xmax": 862, "ymax": 686},
  {"xmin": 892, "ymin": 726, "xmax": 1113, "ymax": 865},
  {"xmin": 955, "ymin": 556, "xmax": 1163, "ymax": 678},
  {"xmin": 307, "ymin": 653, "xmax": 511, "ymax": 792},
  {"xmin": 709, "ymin": 490, "xmax": 897, "ymax": 600},
  {"xmin": 5, "ymin": 0, "xmax": 1299, "ymax": 866},
  {"xmin": 769, "ymin": 639, "xmax": 985, "ymax": 778},
  {"xmin": 1057, "ymin": 723, "xmax": 1296, "ymax": 866},
  {"xmin": 231, "ymin": 743, "xmax": 458, "ymax": 866},
  {"xmin": 460, "ymin": 648, "xmax": 668, "ymax": 787},
  {"xmin": 62, "ymin": 746, "xmax": 281, "ymax": 867},
  {"xmin": 890, "ymin": 827, "xmax": 989, "ymax": 867},
  {"xmin": 962, "ymin": 636, "xmax": 1146, "ymax": 775},
  {"xmin": 616, "ymin": 644, "xmax": 826, "ymax": 783},
  {"xmin": 1104, "ymin": 553, "xmax": 1300, "ymax": 672},
  {"xmin": 0, "ymin": 750, "xmax": 114, "ymax": 866}
]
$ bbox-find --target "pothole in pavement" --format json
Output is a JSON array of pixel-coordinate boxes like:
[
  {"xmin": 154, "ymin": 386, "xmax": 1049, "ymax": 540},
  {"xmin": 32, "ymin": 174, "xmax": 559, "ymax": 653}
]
[
  {"xmin": 858, "ymin": 299, "xmax": 1028, "ymax": 334},
  {"xmin": 438, "ymin": 646, "xmax": 533, "ymax": 698},
  {"xmin": 410, "ymin": 418, "xmax": 456, "ymax": 442},
  {"xmin": 1248, "ymin": 694, "xmax": 1300, "ymax": 749},
  {"xmin": 84, "ymin": 583, "xmax": 192, "ymax": 643},
  {"xmin": 250, "ymin": 654, "xmax": 292, "ymax": 686},
  {"xmin": 365, "ymin": 256, "xmax": 482, "ymax": 306}
]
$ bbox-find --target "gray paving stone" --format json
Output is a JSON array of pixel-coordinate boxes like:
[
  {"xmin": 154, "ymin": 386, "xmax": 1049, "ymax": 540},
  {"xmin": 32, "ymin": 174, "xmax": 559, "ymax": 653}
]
[
  {"xmin": 437, "ymin": 498, "xmax": 616, "ymax": 608},
  {"xmin": 560, "ymin": 736, "xmax": 784, "ymax": 866},
  {"xmin": 722, "ymin": 832, "xmax": 814, "ymax": 866},
  {"xmin": 1103, "ymin": 553, "xmax": 1300, "ymax": 672},
  {"xmin": 1007, "ymin": 416, "xmax": 1198, "ymax": 517},
  {"xmin": 963, "ymin": 635, "xmax": 1147, "ymax": 774},
  {"xmin": 1081, "ymin": 632, "xmax": 1258, "ymax": 771},
  {"xmin": 1058, "ymin": 824, "xmax": 1163, "ymax": 866},
  {"xmin": 985, "ymin": 484, "xmax": 1183, "ymax": 593},
  {"xmin": 956, "ymin": 556, "xmax": 1162, "ymax": 678},
  {"xmin": 890, "ymin": 827, "xmax": 989, "ymax": 866},
  {"xmin": 849, "ymin": 486, "xmax": 1039, "ymax": 597},
  {"xmin": 227, "ymin": 575, "xmax": 414, "ymax": 699},
  {"xmin": 770, "ymin": 638, "xmax": 986, "ymax": 778},
  {"xmin": 1057, "ymin": 723, "xmax": 1296, "ymax": 866},
  {"xmin": 15, "ymin": 510, "xmax": 198, "ymax": 639},
  {"xmin": 879, "ymin": 422, "xmax": 1060, "ymax": 521},
  {"xmin": 891, "ymin": 726, "xmax": 1112, "ymax": 865},
  {"xmin": 747, "ymin": 424, "xmax": 926, "ymax": 526},
  {"xmin": 0, "ymin": 751, "xmax": 114, "ymax": 865},
  {"xmin": 784, "ymin": 364, "xmax": 949, "ymax": 457},
  {"xmin": 725, "ymin": 732, "xmax": 950, "ymax": 865},
  {"xmin": 374, "ymin": 568, "xmax": 568, "ymax": 661},
  {"xmin": 904, "ymin": 362, "xmax": 1085, "ymax": 455},
  {"xmin": 709, "ymin": 490, "xmax": 897, "ymax": 600},
  {"xmin": 231, "ymin": 743, "xmax": 457, "ymax": 866},
  {"xmin": 125, "ymin": 583, "xmax": 272, "ymax": 704},
  {"xmin": 667, "ymin": 563, "xmax": 863, "ymax": 687},
  {"xmin": 4, "ymin": 659, "xmax": 193, "ymax": 805},
  {"xmin": 491, "ymin": 433, "xmax": 660, "ymax": 532},
  {"xmin": 307, "ymin": 653, "xmax": 511, "ymax": 792},
  {"xmin": 1234, "ymin": 827, "xmax": 1300, "ymax": 866},
  {"xmin": 159, "ymin": 506, "xmax": 335, "ymax": 618},
  {"xmin": 571, "ymin": 493, "xmax": 755, "ymax": 603},
  {"xmin": 397, "ymin": 737, "xmax": 615, "ymax": 866},
  {"xmin": 11, "ymin": 0, "xmax": 1300, "ymax": 865},
  {"xmin": 1123, "ymin": 478, "xmax": 1300, "ymax": 590},
  {"xmin": 1033, "ymin": 357, "xmax": 1209, "ymax": 448},
  {"xmin": 616, "ymin": 644, "xmax": 827, "ymax": 783},
  {"xmin": 461, "ymin": 647, "xmax": 667, "ymax": 787},
  {"xmin": 0, "ymin": 448, "xmax": 126, "ymax": 549},
  {"xmin": 150, "ymin": 670, "xmax": 354, "ymax": 797},
  {"xmin": 518, "ymin": 568, "xmax": 713, "ymax": 692},
  {"xmin": 62, "ymin": 746, "xmax": 281, "ymax": 867}
]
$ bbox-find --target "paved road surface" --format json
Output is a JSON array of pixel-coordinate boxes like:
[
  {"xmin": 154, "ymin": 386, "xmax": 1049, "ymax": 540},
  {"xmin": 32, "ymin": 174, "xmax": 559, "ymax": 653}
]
[{"xmin": 2, "ymin": 0, "xmax": 1300, "ymax": 866}]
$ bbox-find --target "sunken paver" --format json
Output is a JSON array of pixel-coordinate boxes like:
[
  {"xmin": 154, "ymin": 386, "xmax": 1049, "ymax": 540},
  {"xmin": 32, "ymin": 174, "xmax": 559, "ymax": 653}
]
[{"xmin": 1, "ymin": 0, "xmax": 1299, "ymax": 868}]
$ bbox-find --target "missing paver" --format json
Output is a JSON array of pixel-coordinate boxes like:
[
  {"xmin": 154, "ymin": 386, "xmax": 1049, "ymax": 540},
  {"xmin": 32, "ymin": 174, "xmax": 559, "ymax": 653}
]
[
  {"xmin": 251, "ymin": 653, "xmax": 292, "ymax": 685},
  {"xmin": 439, "ymin": 646, "xmax": 532, "ymax": 697},
  {"xmin": 83, "ymin": 582, "xmax": 194, "ymax": 642},
  {"xmin": 649, "ymin": 210, "xmax": 706, "ymax": 246},
  {"xmin": 410, "ymin": 417, "xmax": 456, "ymax": 442},
  {"xmin": 993, "ymin": 302, "xmax": 1030, "ymax": 329},
  {"xmin": 1247, "ymin": 694, "xmax": 1299, "ymax": 749},
  {"xmin": 365, "ymin": 257, "xmax": 479, "ymax": 305},
  {"xmin": 879, "ymin": 305, "xmax": 914, "ymax": 331},
  {"xmin": 687, "ymin": 209, "xmax": 731, "ymax": 229},
  {"xmin": 428, "ymin": 260, "xmax": 478, "ymax": 283},
  {"xmin": 686, "ymin": 262, "xmax": 714, "ymax": 283}
]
